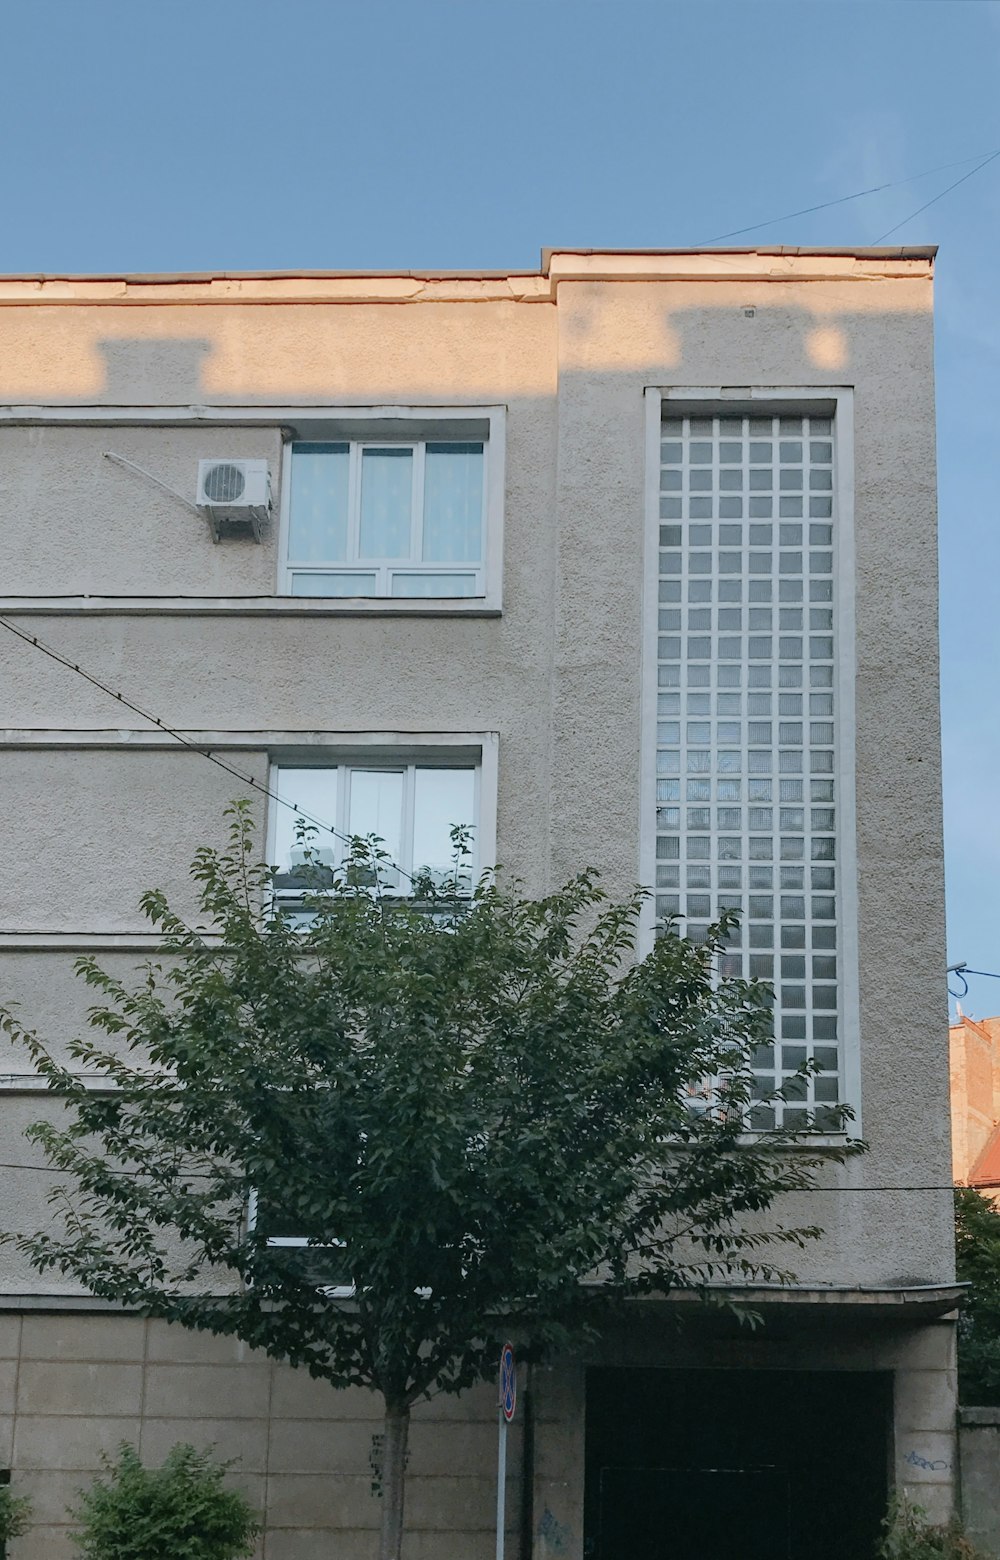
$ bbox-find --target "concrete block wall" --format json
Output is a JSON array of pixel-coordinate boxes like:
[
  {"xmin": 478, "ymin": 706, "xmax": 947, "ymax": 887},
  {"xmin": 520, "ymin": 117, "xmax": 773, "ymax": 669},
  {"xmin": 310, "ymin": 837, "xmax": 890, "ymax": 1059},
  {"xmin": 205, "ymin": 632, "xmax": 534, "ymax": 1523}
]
[
  {"xmin": 960, "ymin": 1409, "xmax": 1000, "ymax": 1558},
  {"xmin": 530, "ymin": 1314, "xmax": 960, "ymax": 1558},
  {"xmin": 0, "ymin": 1312, "xmax": 521, "ymax": 1560},
  {"xmin": 890, "ymin": 1324, "xmax": 959, "ymax": 1527},
  {"xmin": 0, "ymin": 1307, "xmax": 964, "ymax": 1558}
]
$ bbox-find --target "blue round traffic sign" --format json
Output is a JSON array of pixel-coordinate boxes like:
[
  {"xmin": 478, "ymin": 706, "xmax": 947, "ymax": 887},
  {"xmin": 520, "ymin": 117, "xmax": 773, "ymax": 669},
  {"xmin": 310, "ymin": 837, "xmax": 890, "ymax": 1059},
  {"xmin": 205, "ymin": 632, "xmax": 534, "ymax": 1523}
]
[{"xmin": 499, "ymin": 1342, "xmax": 516, "ymax": 1422}]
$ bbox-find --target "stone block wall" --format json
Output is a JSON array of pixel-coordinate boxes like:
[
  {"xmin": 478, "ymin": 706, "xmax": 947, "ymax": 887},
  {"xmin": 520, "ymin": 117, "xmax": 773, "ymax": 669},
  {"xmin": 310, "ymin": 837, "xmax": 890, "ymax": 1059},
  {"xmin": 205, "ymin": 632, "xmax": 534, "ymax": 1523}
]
[
  {"xmin": 0, "ymin": 1312, "xmax": 520, "ymax": 1560},
  {"xmin": 960, "ymin": 1408, "xmax": 1000, "ymax": 1557}
]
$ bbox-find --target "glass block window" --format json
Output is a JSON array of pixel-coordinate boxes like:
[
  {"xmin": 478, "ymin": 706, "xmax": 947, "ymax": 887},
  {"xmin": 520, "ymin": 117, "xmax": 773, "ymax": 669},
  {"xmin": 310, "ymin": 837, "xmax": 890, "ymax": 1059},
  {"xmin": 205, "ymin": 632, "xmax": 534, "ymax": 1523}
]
[
  {"xmin": 286, "ymin": 440, "xmax": 485, "ymax": 598},
  {"xmin": 655, "ymin": 410, "xmax": 839, "ymax": 1128}
]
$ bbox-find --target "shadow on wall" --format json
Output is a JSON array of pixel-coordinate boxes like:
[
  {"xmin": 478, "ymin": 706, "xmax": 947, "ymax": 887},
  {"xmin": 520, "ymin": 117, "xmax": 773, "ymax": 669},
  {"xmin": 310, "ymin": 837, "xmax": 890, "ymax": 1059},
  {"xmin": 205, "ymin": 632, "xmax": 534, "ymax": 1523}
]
[
  {"xmin": 0, "ymin": 282, "xmax": 938, "ymax": 407},
  {"xmin": 76, "ymin": 312, "xmax": 856, "ymax": 402},
  {"xmin": 99, "ymin": 337, "xmax": 213, "ymax": 402}
]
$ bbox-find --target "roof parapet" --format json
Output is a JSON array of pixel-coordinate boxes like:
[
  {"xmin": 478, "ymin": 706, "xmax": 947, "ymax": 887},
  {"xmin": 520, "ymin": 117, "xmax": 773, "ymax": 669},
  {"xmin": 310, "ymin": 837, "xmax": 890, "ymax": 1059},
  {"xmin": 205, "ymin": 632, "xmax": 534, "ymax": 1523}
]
[{"xmin": 0, "ymin": 245, "xmax": 935, "ymax": 308}]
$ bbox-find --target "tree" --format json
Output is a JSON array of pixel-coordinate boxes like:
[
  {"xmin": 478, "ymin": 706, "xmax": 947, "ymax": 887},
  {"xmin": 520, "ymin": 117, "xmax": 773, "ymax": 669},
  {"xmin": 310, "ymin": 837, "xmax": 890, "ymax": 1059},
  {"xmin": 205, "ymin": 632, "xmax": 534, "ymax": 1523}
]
[
  {"xmin": 955, "ymin": 1185, "xmax": 1000, "ymax": 1404},
  {"xmin": 2, "ymin": 804, "xmax": 848, "ymax": 1560}
]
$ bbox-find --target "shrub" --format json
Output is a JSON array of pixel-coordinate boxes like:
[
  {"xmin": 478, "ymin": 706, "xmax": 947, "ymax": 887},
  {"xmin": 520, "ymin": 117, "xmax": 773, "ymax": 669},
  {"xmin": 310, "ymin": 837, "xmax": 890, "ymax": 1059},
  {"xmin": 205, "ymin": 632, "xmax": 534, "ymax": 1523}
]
[
  {"xmin": 70, "ymin": 1443, "xmax": 259, "ymax": 1560},
  {"xmin": 879, "ymin": 1495, "xmax": 990, "ymax": 1560},
  {"xmin": 0, "ymin": 1482, "xmax": 32, "ymax": 1548}
]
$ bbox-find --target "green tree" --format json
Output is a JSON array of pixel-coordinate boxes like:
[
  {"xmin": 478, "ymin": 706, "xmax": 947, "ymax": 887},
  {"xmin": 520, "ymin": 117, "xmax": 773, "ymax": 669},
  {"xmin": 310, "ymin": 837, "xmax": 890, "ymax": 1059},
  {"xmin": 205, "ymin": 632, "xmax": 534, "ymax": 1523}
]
[
  {"xmin": 955, "ymin": 1185, "xmax": 1000, "ymax": 1404},
  {"xmin": 2, "ymin": 805, "xmax": 849, "ymax": 1560}
]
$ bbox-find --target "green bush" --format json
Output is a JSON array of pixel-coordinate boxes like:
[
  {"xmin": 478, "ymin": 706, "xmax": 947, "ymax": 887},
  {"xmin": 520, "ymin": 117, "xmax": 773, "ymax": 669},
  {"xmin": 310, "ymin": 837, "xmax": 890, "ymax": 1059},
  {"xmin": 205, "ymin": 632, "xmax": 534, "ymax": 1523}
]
[
  {"xmin": 879, "ymin": 1495, "xmax": 990, "ymax": 1560},
  {"xmin": 70, "ymin": 1443, "xmax": 259, "ymax": 1560},
  {"xmin": 0, "ymin": 1482, "xmax": 32, "ymax": 1548}
]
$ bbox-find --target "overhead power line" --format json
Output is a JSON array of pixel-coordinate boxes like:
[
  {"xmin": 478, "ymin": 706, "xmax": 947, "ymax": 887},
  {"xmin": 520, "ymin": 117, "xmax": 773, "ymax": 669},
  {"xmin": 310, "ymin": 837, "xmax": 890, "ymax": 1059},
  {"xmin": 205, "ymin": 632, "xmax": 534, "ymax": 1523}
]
[
  {"xmin": 697, "ymin": 147, "xmax": 1000, "ymax": 245},
  {"xmin": 873, "ymin": 147, "xmax": 1000, "ymax": 242},
  {"xmin": 0, "ymin": 615, "xmax": 420, "ymax": 886},
  {"xmin": 0, "ymin": 1159, "xmax": 969, "ymax": 1192},
  {"xmin": 948, "ymin": 964, "xmax": 1000, "ymax": 999}
]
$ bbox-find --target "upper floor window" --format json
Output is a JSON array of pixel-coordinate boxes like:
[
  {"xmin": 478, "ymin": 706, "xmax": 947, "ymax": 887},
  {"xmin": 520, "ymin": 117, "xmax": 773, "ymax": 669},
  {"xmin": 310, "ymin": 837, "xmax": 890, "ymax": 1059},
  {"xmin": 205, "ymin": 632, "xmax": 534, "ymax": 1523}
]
[
  {"xmin": 271, "ymin": 760, "xmax": 479, "ymax": 903},
  {"xmin": 285, "ymin": 439, "xmax": 485, "ymax": 599}
]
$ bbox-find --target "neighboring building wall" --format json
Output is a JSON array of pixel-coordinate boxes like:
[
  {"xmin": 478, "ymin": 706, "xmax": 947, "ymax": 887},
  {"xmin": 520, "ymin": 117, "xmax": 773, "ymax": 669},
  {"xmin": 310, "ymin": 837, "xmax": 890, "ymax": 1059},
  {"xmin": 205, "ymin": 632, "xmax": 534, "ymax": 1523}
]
[{"xmin": 951, "ymin": 1013, "xmax": 1000, "ymax": 1186}]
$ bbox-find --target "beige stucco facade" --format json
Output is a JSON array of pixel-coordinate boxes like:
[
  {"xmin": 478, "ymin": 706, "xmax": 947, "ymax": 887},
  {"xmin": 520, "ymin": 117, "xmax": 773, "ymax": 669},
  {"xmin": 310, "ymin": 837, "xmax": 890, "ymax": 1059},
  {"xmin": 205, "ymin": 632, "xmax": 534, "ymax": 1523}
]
[{"xmin": 0, "ymin": 250, "xmax": 957, "ymax": 1557}]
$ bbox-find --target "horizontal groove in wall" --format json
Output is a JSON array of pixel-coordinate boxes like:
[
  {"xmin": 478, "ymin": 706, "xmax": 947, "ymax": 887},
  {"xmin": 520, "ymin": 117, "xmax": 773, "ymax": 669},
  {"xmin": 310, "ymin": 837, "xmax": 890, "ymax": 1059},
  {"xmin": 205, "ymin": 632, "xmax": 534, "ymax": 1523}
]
[
  {"xmin": 0, "ymin": 729, "xmax": 497, "ymax": 749},
  {"xmin": 0, "ymin": 596, "xmax": 502, "ymax": 617},
  {"xmin": 0, "ymin": 932, "xmax": 207, "ymax": 950}
]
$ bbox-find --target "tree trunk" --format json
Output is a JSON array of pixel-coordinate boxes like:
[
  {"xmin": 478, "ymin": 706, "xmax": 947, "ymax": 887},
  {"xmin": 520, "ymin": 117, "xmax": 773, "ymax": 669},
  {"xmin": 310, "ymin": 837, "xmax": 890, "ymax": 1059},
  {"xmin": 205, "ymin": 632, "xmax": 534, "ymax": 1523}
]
[{"xmin": 379, "ymin": 1400, "xmax": 410, "ymax": 1560}]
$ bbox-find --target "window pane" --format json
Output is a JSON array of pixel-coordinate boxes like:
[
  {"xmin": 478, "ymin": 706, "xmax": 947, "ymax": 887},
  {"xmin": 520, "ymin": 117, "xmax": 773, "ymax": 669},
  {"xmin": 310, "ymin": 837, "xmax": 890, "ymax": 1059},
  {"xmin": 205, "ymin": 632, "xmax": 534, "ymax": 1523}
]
[
  {"xmin": 273, "ymin": 769, "xmax": 337, "ymax": 870},
  {"xmin": 423, "ymin": 443, "xmax": 483, "ymax": 563},
  {"xmin": 360, "ymin": 448, "xmax": 413, "ymax": 558},
  {"xmin": 390, "ymin": 573, "xmax": 478, "ymax": 597},
  {"xmin": 413, "ymin": 769, "xmax": 477, "ymax": 882},
  {"xmin": 290, "ymin": 572, "xmax": 377, "ymax": 596},
  {"xmin": 348, "ymin": 770, "xmax": 404, "ymax": 878},
  {"xmin": 288, "ymin": 444, "xmax": 349, "ymax": 562}
]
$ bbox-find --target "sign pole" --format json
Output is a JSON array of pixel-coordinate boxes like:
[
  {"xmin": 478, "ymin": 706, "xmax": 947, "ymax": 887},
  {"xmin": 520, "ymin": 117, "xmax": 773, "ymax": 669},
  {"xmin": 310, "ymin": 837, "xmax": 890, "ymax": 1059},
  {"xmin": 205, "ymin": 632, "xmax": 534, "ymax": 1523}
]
[
  {"xmin": 497, "ymin": 1342, "xmax": 516, "ymax": 1560},
  {"xmin": 496, "ymin": 1406, "xmax": 507, "ymax": 1560}
]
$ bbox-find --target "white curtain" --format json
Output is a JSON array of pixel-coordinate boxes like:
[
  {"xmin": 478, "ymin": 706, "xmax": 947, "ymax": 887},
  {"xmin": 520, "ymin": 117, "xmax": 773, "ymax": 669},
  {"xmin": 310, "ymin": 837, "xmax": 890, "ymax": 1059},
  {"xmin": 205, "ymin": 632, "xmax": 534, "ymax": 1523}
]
[
  {"xmin": 288, "ymin": 444, "xmax": 350, "ymax": 562},
  {"xmin": 422, "ymin": 443, "xmax": 483, "ymax": 563}
]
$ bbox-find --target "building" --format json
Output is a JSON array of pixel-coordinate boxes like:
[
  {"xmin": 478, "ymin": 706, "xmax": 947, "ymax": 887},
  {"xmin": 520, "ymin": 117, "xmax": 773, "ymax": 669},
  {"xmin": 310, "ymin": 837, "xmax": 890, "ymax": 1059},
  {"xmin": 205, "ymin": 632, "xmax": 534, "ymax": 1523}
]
[
  {"xmin": 951, "ymin": 1009, "xmax": 1000, "ymax": 1197},
  {"xmin": 0, "ymin": 249, "xmax": 956, "ymax": 1558}
]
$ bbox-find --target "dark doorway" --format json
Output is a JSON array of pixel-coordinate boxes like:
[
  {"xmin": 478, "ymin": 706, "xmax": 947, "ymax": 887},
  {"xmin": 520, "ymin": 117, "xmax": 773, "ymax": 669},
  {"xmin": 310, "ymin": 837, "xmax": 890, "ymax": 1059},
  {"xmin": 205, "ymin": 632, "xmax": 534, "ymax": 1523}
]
[{"xmin": 584, "ymin": 1367, "xmax": 891, "ymax": 1560}]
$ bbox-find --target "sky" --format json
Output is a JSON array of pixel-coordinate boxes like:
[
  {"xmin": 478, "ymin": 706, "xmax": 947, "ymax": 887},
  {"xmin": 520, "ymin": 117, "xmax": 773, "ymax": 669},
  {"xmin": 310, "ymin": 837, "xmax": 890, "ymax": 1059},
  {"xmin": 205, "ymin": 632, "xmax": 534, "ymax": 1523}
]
[{"xmin": 0, "ymin": 0, "xmax": 996, "ymax": 1015}]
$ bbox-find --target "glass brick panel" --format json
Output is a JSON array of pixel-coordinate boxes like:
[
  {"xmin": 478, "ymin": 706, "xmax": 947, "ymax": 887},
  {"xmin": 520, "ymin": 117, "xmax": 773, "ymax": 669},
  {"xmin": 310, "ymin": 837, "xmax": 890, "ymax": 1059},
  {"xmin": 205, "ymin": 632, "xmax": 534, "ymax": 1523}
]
[{"xmin": 655, "ymin": 411, "xmax": 840, "ymax": 1123}]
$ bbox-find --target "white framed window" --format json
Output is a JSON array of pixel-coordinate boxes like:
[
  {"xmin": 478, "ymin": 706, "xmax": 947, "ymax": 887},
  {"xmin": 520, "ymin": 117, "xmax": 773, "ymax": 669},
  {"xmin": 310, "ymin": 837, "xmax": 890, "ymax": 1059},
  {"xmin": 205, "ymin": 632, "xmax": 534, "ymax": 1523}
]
[
  {"xmin": 269, "ymin": 755, "xmax": 482, "ymax": 905},
  {"xmin": 641, "ymin": 389, "xmax": 859, "ymax": 1134},
  {"xmin": 256, "ymin": 742, "xmax": 494, "ymax": 1282},
  {"xmin": 278, "ymin": 408, "xmax": 505, "ymax": 607},
  {"xmin": 246, "ymin": 1191, "xmax": 355, "ymax": 1297}
]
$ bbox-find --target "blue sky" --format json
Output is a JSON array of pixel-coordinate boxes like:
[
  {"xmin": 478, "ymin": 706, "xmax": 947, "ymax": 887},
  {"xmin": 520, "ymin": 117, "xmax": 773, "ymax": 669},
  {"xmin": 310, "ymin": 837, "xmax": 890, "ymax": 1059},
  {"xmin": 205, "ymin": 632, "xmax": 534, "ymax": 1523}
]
[{"xmin": 1, "ymin": 0, "xmax": 997, "ymax": 1013}]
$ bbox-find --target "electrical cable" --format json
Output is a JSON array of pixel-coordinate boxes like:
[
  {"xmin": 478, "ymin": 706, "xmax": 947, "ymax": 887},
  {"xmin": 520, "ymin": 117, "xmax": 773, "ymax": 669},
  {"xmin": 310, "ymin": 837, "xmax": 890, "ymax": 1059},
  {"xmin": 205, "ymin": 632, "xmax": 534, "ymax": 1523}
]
[
  {"xmin": 0, "ymin": 1159, "xmax": 972, "ymax": 1190},
  {"xmin": 948, "ymin": 965, "xmax": 1000, "ymax": 999},
  {"xmin": 1, "ymin": 614, "xmax": 985, "ymax": 992},
  {"xmin": 872, "ymin": 147, "xmax": 1000, "ymax": 242},
  {"xmin": 697, "ymin": 148, "xmax": 1000, "ymax": 245},
  {"xmin": 0, "ymin": 614, "xmax": 422, "ymax": 885}
]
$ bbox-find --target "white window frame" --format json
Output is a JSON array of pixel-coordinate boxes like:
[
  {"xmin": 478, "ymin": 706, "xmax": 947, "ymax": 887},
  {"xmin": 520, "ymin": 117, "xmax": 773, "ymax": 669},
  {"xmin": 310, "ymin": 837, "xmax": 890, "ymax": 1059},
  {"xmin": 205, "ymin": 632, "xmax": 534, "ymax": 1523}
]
[
  {"xmin": 639, "ymin": 386, "xmax": 860, "ymax": 1133},
  {"xmin": 265, "ymin": 733, "xmax": 499, "ymax": 906},
  {"xmin": 284, "ymin": 438, "xmax": 486, "ymax": 598},
  {"xmin": 246, "ymin": 1190, "xmax": 355, "ymax": 1298},
  {"xmin": 254, "ymin": 731, "xmax": 498, "ymax": 1290},
  {"xmin": 276, "ymin": 406, "xmax": 506, "ymax": 611}
]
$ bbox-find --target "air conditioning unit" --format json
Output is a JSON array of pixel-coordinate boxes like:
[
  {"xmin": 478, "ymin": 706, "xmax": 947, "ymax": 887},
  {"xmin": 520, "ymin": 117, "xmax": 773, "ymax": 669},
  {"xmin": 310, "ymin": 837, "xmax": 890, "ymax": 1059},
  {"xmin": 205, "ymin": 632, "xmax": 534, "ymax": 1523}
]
[{"xmin": 196, "ymin": 459, "xmax": 271, "ymax": 542}]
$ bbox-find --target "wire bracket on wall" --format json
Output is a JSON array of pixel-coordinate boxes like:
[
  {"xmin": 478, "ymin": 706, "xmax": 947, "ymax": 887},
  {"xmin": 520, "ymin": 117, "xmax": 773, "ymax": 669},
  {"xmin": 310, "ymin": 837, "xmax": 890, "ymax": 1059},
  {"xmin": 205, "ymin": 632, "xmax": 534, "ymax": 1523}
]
[
  {"xmin": 950, "ymin": 964, "xmax": 1000, "ymax": 1003},
  {"xmin": 103, "ymin": 450, "xmax": 205, "ymax": 520}
]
